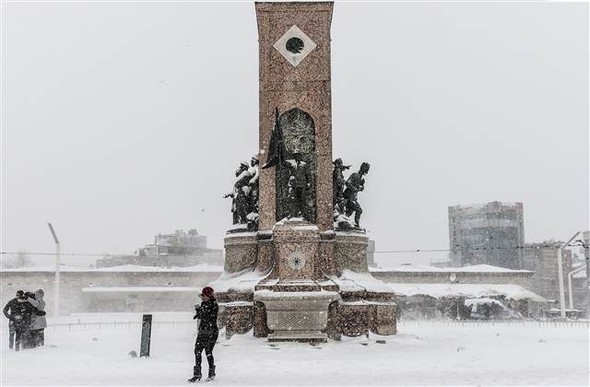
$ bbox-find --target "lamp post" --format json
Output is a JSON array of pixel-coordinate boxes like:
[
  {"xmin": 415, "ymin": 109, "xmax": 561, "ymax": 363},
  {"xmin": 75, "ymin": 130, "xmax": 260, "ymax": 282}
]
[
  {"xmin": 48, "ymin": 223, "xmax": 60, "ymax": 320},
  {"xmin": 557, "ymin": 232, "xmax": 580, "ymax": 319}
]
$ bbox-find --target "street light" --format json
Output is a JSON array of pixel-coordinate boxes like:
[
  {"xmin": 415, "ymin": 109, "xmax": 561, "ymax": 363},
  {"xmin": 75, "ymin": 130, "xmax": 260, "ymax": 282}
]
[
  {"xmin": 48, "ymin": 223, "xmax": 60, "ymax": 320},
  {"xmin": 557, "ymin": 232, "xmax": 580, "ymax": 319}
]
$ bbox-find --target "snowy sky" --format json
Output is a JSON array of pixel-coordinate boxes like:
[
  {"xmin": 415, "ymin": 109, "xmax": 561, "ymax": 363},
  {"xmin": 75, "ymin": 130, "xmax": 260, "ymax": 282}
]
[{"xmin": 1, "ymin": 1, "xmax": 588, "ymax": 266}]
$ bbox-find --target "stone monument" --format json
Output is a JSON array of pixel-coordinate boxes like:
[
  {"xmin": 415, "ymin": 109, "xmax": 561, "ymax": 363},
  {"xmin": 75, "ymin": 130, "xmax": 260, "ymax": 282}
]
[{"xmin": 213, "ymin": 1, "xmax": 396, "ymax": 342}]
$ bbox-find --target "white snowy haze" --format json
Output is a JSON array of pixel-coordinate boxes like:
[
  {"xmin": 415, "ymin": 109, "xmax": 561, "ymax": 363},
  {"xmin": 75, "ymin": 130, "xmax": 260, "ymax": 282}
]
[{"xmin": 1, "ymin": 2, "xmax": 588, "ymax": 266}]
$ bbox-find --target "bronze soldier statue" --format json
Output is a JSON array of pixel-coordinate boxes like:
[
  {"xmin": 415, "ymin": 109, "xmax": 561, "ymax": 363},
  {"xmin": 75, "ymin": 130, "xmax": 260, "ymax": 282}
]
[
  {"xmin": 285, "ymin": 151, "xmax": 311, "ymax": 220},
  {"xmin": 248, "ymin": 155, "xmax": 259, "ymax": 214},
  {"xmin": 332, "ymin": 158, "xmax": 350, "ymax": 215},
  {"xmin": 223, "ymin": 162, "xmax": 252, "ymax": 225},
  {"xmin": 343, "ymin": 162, "xmax": 370, "ymax": 227}
]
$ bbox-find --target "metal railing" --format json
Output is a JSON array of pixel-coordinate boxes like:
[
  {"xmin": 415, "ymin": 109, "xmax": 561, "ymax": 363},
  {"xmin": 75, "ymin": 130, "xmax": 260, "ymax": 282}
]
[
  {"xmin": 398, "ymin": 319, "xmax": 589, "ymax": 329},
  {"xmin": 47, "ymin": 320, "xmax": 195, "ymax": 332},
  {"xmin": 43, "ymin": 318, "xmax": 589, "ymax": 332}
]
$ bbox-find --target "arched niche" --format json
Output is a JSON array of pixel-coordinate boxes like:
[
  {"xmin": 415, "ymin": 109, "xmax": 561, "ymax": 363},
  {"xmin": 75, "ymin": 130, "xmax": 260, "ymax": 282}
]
[{"xmin": 276, "ymin": 108, "xmax": 317, "ymax": 223}]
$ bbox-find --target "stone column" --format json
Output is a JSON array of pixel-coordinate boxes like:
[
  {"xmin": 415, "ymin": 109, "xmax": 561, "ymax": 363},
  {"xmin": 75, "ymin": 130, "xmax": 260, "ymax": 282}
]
[{"xmin": 256, "ymin": 1, "xmax": 334, "ymax": 233}]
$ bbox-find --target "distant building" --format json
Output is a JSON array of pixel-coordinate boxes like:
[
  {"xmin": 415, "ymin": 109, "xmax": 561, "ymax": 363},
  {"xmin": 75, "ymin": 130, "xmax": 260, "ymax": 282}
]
[
  {"xmin": 449, "ymin": 202, "xmax": 525, "ymax": 269},
  {"xmin": 96, "ymin": 229, "xmax": 223, "ymax": 268},
  {"xmin": 0, "ymin": 266, "xmax": 222, "ymax": 315},
  {"xmin": 139, "ymin": 229, "xmax": 207, "ymax": 257},
  {"xmin": 522, "ymin": 242, "xmax": 571, "ymax": 302},
  {"xmin": 522, "ymin": 241, "xmax": 588, "ymax": 315},
  {"xmin": 370, "ymin": 264, "xmax": 545, "ymax": 319}
]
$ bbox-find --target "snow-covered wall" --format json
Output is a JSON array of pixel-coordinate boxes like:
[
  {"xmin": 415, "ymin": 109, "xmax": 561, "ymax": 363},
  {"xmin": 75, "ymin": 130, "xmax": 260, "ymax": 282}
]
[
  {"xmin": 1, "ymin": 267, "xmax": 222, "ymax": 316},
  {"xmin": 370, "ymin": 265, "xmax": 533, "ymax": 288}
]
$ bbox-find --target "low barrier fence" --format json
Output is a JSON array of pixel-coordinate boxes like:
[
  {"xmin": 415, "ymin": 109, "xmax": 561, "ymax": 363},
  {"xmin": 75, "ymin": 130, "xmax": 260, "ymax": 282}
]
[
  {"xmin": 398, "ymin": 319, "xmax": 589, "ymax": 329},
  {"xmin": 44, "ymin": 318, "xmax": 589, "ymax": 332},
  {"xmin": 47, "ymin": 321, "xmax": 195, "ymax": 332}
]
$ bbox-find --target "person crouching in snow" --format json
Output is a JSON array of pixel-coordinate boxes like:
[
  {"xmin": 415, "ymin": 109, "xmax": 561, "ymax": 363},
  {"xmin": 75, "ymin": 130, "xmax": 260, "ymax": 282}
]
[{"xmin": 188, "ymin": 286, "xmax": 219, "ymax": 383}]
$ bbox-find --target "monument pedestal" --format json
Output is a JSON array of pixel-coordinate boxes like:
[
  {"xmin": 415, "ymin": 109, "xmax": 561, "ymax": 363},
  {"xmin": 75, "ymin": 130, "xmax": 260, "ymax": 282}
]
[
  {"xmin": 272, "ymin": 218, "xmax": 321, "ymax": 280},
  {"xmin": 254, "ymin": 218, "xmax": 340, "ymax": 341},
  {"xmin": 253, "ymin": 219, "xmax": 340, "ymax": 341},
  {"xmin": 215, "ymin": 225, "xmax": 397, "ymax": 339},
  {"xmin": 223, "ymin": 232, "xmax": 258, "ymax": 273},
  {"xmin": 254, "ymin": 289, "xmax": 339, "ymax": 342}
]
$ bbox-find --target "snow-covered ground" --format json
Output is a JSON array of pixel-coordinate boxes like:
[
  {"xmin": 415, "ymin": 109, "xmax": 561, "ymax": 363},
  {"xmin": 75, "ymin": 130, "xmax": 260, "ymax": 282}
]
[{"xmin": 1, "ymin": 314, "xmax": 588, "ymax": 386}]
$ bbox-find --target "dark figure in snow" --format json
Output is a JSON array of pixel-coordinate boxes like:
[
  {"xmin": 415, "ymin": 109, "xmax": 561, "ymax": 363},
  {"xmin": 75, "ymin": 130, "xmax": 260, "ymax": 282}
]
[
  {"xmin": 285, "ymin": 151, "xmax": 312, "ymax": 221},
  {"xmin": 343, "ymin": 162, "xmax": 370, "ymax": 227},
  {"xmin": 25, "ymin": 289, "xmax": 47, "ymax": 347},
  {"xmin": 188, "ymin": 286, "xmax": 219, "ymax": 383},
  {"xmin": 3, "ymin": 290, "xmax": 34, "ymax": 351},
  {"xmin": 332, "ymin": 158, "xmax": 350, "ymax": 214}
]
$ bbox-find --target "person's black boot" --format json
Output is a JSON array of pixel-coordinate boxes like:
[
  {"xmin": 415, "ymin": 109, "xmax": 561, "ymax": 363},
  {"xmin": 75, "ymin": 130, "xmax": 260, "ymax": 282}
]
[
  {"xmin": 206, "ymin": 366, "xmax": 215, "ymax": 382},
  {"xmin": 188, "ymin": 366, "xmax": 201, "ymax": 383}
]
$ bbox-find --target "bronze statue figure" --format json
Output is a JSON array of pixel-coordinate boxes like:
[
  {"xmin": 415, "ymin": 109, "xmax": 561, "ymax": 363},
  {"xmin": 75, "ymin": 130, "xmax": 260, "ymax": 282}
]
[
  {"xmin": 285, "ymin": 151, "xmax": 311, "ymax": 220},
  {"xmin": 343, "ymin": 162, "xmax": 370, "ymax": 228},
  {"xmin": 224, "ymin": 162, "xmax": 253, "ymax": 225},
  {"xmin": 332, "ymin": 158, "xmax": 350, "ymax": 215},
  {"xmin": 224, "ymin": 157, "xmax": 260, "ymax": 231},
  {"xmin": 248, "ymin": 155, "xmax": 260, "ymax": 214}
]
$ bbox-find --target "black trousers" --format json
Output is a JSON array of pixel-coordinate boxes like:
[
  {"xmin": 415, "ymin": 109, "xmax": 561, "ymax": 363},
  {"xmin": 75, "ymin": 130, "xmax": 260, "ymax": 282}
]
[
  {"xmin": 28, "ymin": 329, "xmax": 45, "ymax": 347},
  {"xmin": 14, "ymin": 328, "xmax": 26, "ymax": 351},
  {"xmin": 193, "ymin": 332, "xmax": 218, "ymax": 377},
  {"xmin": 8, "ymin": 322, "xmax": 15, "ymax": 349}
]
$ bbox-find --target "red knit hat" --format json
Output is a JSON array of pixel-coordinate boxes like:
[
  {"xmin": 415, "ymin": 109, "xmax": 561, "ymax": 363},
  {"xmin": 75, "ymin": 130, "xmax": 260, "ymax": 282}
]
[{"xmin": 201, "ymin": 286, "xmax": 214, "ymax": 298}]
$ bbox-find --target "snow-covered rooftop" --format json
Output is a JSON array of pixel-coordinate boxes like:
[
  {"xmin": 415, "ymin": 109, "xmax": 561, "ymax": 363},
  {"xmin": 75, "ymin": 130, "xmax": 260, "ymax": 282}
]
[
  {"xmin": 450, "ymin": 201, "xmax": 521, "ymax": 209},
  {"xmin": 2, "ymin": 263, "xmax": 224, "ymax": 273},
  {"xmin": 371, "ymin": 264, "xmax": 532, "ymax": 274},
  {"xmin": 386, "ymin": 283, "xmax": 546, "ymax": 302},
  {"xmin": 82, "ymin": 286, "xmax": 201, "ymax": 293},
  {"xmin": 333, "ymin": 269, "xmax": 394, "ymax": 293},
  {"xmin": 211, "ymin": 269, "xmax": 269, "ymax": 293}
]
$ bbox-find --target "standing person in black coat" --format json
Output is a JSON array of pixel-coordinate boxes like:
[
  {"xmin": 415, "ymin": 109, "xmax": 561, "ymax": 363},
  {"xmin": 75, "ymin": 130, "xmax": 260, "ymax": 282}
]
[
  {"xmin": 3, "ymin": 290, "xmax": 34, "ymax": 351},
  {"xmin": 188, "ymin": 286, "xmax": 219, "ymax": 383}
]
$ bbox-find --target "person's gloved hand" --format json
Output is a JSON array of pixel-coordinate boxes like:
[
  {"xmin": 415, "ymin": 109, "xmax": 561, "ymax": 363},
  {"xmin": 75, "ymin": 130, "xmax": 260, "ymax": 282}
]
[{"xmin": 193, "ymin": 305, "xmax": 202, "ymax": 320}]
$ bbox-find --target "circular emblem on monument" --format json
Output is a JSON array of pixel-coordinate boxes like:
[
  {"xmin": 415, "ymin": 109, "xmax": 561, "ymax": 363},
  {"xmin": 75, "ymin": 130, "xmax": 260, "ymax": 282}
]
[
  {"xmin": 287, "ymin": 251, "xmax": 306, "ymax": 271},
  {"xmin": 286, "ymin": 37, "xmax": 304, "ymax": 54},
  {"xmin": 273, "ymin": 25, "xmax": 317, "ymax": 67}
]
